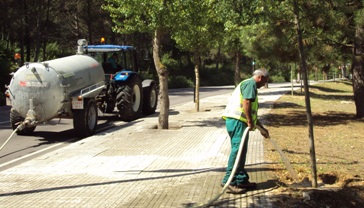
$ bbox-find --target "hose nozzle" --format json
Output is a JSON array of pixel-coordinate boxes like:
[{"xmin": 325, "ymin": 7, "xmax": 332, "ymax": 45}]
[
  {"xmin": 24, "ymin": 98, "xmax": 37, "ymax": 128},
  {"xmin": 256, "ymin": 125, "xmax": 270, "ymax": 138}
]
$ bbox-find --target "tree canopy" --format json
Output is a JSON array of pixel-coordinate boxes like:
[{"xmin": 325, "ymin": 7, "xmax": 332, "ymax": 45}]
[{"xmin": 1, "ymin": 0, "xmax": 364, "ymax": 118}]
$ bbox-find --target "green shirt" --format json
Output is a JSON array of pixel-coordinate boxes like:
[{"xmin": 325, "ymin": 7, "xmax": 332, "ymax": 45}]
[{"xmin": 241, "ymin": 78, "xmax": 257, "ymax": 101}]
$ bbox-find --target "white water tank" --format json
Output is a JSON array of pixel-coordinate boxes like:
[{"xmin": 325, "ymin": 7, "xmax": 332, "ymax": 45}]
[{"xmin": 8, "ymin": 54, "xmax": 105, "ymax": 122}]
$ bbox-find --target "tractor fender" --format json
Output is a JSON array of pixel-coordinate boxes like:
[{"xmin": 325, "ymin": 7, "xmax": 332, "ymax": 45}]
[
  {"xmin": 113, "ymin": 70, "xmax": 137, "ymax": 82},
  {"xmin": 142, "ymin": 79, "xmax": 156, "ymax": 89}
]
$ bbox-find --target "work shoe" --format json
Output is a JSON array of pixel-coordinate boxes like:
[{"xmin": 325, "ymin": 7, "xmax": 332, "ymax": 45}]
[
  {"xmin": 221, "ymin": 183, "xmax": 246, "ymax": 194},
  {"xmin": 236, "ymin": 182, "xmax": 257, "ymax": 190}
]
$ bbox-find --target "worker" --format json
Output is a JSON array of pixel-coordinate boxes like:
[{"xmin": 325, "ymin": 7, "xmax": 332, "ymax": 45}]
[
  {"xmin": 221, "ymin": 69, "xmax": 270, "ymax": 194},
  {"xmin": 107, "ymin": 53, "xmax": 119, "ymax": 69}
]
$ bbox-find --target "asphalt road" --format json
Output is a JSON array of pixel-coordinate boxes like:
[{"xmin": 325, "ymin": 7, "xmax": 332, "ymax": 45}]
[
  {"xmin": 0, "ymin": 86, "xmax": 234, "ymax": 170},
  {"xmin": 0, "ymin": 82, "xmax": 304, "ymax": 171}
]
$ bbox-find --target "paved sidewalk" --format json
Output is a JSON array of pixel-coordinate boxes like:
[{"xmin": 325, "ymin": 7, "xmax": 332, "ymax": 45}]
[{"xmin": 0, "ymin": 84, "xmax": 294, "ymax": 208}]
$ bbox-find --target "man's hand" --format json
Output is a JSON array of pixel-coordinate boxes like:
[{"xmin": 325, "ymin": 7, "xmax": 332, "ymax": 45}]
[
  {"xmin": 247, "ymin": 119, "xmax": 255, "ymax": 130},
  {"xmin": 255, "ymin": 121, "xmax": 269, "ymax": 138},
  {"xmin": 257, "ymin": 126, "xmax": 269, "ymax": 138}
]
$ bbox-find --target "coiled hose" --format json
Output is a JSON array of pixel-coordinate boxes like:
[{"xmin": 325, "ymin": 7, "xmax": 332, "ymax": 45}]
[{"xmin": 193, "ymin": 127, "xmax": 250, "ymax": 208}]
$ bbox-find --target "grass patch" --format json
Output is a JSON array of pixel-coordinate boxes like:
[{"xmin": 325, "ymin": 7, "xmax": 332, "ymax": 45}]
[{"xmin": 264, "ymin": 80, "xmax": 364, "ymax": 207}]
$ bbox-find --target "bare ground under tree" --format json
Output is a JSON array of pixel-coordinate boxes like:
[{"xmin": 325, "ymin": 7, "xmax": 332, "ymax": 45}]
[{"xmin": 263, "ymin": 80, "xmax": 364, "ymax": 207}]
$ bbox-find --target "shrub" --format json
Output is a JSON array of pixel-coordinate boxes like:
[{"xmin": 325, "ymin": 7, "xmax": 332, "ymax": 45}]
[
  {"xmin": 200, "ymin": 64, "xmax": 234, "ymax": 86},
  {"xmin": 168, "ymin": 75, "xmax": 194, "ymax": 88},
  {"xmin": 269, "ymin": 75, "xmax": 287, "ymax": 83}
]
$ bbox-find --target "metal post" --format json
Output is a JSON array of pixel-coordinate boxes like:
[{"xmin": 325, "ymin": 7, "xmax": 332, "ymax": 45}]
[
  {"xmin": 291, "ymin": 65, "xmax": 294, "ymax": 96},
  {"xmin": 252, "ymin": 58, "xmax": 255, "ymax": 73}
]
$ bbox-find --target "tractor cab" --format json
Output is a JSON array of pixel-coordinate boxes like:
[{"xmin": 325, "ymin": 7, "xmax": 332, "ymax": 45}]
[
  {"xmin": 76, "ymin": 39, "xmax": 140, "ymax": 83},
  {"xmin": 85, "ymin": 44, "xmax": 138, "ymax": 74}
]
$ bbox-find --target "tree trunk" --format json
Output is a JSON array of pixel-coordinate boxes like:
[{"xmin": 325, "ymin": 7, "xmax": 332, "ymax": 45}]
[
  {"xmin": 34, "ymin": 9, "xmax": 42, "ymax": 62},
  {"xmin": 194, "ymin": 54, "xmax": 201, "ymax": 112},
  {"xmin": 352, "ymin": 61, "xmax": 364, "ymax": 118},
  {"xmin": 19, "ymin": 0, "xmax": 25, "ymax": 66},
  {"xmin": 153, "ymin": 28, "xmax": 169, "ymax": 129},
  {"xmin": 87, "ymin": 0, "xmax": 93, "ymax": 43},
  {"xmin": 322, "ymin": 64, "xmax": 330, "ymax": 80},
  {"xmin": 341, "ymin": 65, "xmax": 347, "ymax": 78},
  {"xmin": 293, "ymin": 0, "xmax": 317, "ymax": 188},
  {"xmin": 42, "ymin": 0, "xmax": 51, "ymax": 61},
  {"xmin": 313, "ymin": 66, "xmax": 318, "ymax": 81},
  {"xmin": 234, "ymin": 51, "xmax": 241, "ymax": 86},
  {"xmin": 24, "ymin": 0, "xmax": 31, "ymax": 62},
  {"xmin": 353, "ymin": 26, "xmax": 364, "ymax": 118},
  {"xmin": 215, "ymin": 46, "xmax": 220, "ymax": 70}
]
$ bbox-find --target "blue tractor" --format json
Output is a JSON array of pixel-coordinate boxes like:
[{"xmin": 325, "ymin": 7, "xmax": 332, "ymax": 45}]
[{"xmin": 77, "ymin": 39, "xmax": 158, "ymax": 121}]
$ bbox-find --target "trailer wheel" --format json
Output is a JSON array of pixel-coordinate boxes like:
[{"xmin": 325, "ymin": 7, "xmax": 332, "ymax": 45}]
[
  {"xmin": 73, "ymin": 99, "xmax": 98, "ymax": 138},
  {"xmin": 10, "ymin": 108, "xmax": 36, "ymax": 135},
  {"xmin": 116, "ymin": 76, "xmax": 143, "ymax": 121},
  {"xmin": 142, "ymin": 83, "xmax": 158, "ymax": 115}
]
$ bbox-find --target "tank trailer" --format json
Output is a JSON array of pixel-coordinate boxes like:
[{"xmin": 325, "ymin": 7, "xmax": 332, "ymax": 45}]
[{"xmin": 5, "ymin": 39, "xmax": 158, "ymax": 138}]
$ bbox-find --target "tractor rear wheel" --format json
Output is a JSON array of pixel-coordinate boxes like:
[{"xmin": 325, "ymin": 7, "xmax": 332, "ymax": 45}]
[{"xmin": 116, "ymin": 76, "xmax": 143, "ymax": 121}]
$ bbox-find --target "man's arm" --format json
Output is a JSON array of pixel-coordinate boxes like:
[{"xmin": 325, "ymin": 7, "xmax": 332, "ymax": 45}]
[{"xmin": 242, "ymin": 99, "xmax": 254, "ymax": 130}]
